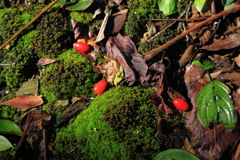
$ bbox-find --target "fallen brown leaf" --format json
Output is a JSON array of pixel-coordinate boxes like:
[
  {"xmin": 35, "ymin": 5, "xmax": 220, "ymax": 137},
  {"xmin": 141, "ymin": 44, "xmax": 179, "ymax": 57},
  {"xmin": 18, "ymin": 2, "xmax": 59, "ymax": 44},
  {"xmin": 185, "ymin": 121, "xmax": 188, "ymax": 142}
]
[
  {"xmin": 201, "ymin": 33, "xmax": 240, "ymax": 51},
  {"xmin": 37, "ymin": 58, "xmax": 55, "ymax": 66},
  {"xmin": 0, "ymin": 95, "xmax": 43, "ymax": 109}
]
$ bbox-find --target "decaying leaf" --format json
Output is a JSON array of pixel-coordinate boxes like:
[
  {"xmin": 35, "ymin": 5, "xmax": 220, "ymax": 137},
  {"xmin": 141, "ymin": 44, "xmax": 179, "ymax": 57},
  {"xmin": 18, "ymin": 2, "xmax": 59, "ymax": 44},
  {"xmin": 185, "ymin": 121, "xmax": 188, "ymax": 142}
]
[
  {"xmin": 97, "ymin": 59, "xmax": 123, "ymax": 85},
  {"xmin": 113, "ymin": 0, "xmax": 122, "ymax": 5},
  {"xmin": 0, "ymin": 95, "xmax": 43, "ymax": 109},
  {"xmin": 20, "ymin": 110, "xmax": 51, "ymax": 154},
  {"xmin": 201, "ymin": 33, "xmax": 240, "ymax": 51},
  {"xmin": 37, "ymin": 58, "xmax": 55, "ymax": 66},
  {"xmin": 56, "ymin": 99, "xmax": 89, "ymax": 127},
  {"xmin": 96, "ymin": 10, "xmax": 111, "ymax": 42},
  {"xmin": 234, "ymin": 55, "xmax": 240, "ymax": 67},
  {"xmin": 218, "ymin": 72, "xmax": 240, "ymax": 86},
  {"xmin": 106, "ymin": 33, "xmax": 148, "ymax": 85},
  {"xmin": 16, "ymin": 78, "xmax": 39, "ymax": 96}
]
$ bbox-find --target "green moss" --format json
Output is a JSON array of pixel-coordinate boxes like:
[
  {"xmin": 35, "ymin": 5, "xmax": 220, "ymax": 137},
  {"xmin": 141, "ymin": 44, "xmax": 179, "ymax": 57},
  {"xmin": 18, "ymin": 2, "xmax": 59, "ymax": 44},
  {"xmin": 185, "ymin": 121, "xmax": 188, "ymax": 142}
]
[
  {"xmin": 70, "ymin": 11, "xmax": 93, "ymax": 25},
  {"xmin": 0, "ymin": 5, "xmax": 72, "ymax": 92},
  {"xmin": 53, "ymin": 86, "xmax": 164, "ymax": 159},
  {"xmin": 40, "ymin": 49, "xmax": 100, "ymax": 110}
]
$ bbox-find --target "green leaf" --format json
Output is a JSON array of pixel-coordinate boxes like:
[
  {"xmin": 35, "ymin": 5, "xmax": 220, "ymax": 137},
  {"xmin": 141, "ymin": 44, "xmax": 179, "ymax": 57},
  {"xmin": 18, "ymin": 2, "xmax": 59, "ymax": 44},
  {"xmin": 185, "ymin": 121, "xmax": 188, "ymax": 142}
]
[
  {"xmin": 155, "ymin": 149, "xmax": 200, "ymax": 160},
  {"xmin": 191, "ymin": 60, "xmax": 215, "ymax": 70},
  {"xmin": 221, "ymin": 0, "xmax": 235, "ymax": 6},
  {"xmin": 0, "ymin": 119, "xmax": 22, "ymax": 136},
  {"xmin": 57, "ymin": 0, "xmax": 93, "ymax": 11},
  {"xmin": 158, "ymin": 0, "xmax": 178, "ymax": 15},
  {"xmin": 194, "ymin": 0, "xmax": 212, "ymax": 12},
  {"xmin": 57, "ymin": 0, "xmax": 76, "ymax": 6},
  {"xmin": 0, "ymin": 135, "xmax": 13, "ymax": 151},
  {"xmin": 114, "ymin": 66, "xmax": 124, "ymax": 86},
  {"xmin": 196, "ymin": 81, "xmax": 237, "ymax": 132},
  {"xmin": 66, "ymin": 0, "xmax": 93, "ymax": 11}
]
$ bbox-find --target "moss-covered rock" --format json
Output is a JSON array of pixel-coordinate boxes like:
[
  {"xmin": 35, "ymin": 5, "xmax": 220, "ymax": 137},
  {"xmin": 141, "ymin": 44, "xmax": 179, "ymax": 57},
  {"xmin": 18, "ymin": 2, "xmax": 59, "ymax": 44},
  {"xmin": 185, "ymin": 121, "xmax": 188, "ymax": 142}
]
[
  {"xmin": 53, "ymin": 86, "xmax": 163, "ymax": 159},
  {"xmin": 40, "ymin": 49, "xmax": 100, "ymax": 110}
]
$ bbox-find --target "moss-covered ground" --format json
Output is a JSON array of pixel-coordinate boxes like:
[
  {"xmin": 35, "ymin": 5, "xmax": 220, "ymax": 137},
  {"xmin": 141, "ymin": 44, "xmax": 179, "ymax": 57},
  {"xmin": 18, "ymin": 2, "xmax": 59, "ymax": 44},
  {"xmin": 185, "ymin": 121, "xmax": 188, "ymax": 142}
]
[{"xmin": 0, "ymin": 1, "xmax": 187, "ymax": 159}]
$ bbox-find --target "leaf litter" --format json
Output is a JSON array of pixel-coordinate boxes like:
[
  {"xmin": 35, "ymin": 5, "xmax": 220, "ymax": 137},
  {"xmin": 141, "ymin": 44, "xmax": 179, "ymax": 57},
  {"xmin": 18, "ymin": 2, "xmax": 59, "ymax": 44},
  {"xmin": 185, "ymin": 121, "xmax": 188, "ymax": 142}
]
[{"xmin": 3, "ymin": 0, "xmax": 240, "ymax": 159}]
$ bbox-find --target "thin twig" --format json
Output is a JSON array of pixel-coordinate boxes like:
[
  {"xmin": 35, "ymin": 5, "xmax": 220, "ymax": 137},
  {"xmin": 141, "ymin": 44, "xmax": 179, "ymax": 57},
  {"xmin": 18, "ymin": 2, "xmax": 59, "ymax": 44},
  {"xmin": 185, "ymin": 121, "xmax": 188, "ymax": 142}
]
[
  {"xmin": 144, "ymin": 5, "xmax": 240, "ymax": 62},
  {"xmin": 138, "ymin": 16, "xmax": 209, "ymax": 22},
  {"xmin": 149, "ymin": 6, "xmax": 188, "ymax": 40},
  {"xmin": 0, "ymin": 0, "xmax": 60, "ymax": 50}
]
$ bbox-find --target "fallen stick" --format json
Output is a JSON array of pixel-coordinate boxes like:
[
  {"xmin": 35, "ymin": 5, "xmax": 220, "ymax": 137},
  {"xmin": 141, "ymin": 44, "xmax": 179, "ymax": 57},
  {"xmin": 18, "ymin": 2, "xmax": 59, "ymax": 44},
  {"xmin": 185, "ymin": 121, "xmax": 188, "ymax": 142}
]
[
  {"xmin": 144, "ymin": 5, "xmax": 240, "ymax": 62},
  {"xmin": 0, "ymin": 0, "xmax": 59, "ymax": 50}
]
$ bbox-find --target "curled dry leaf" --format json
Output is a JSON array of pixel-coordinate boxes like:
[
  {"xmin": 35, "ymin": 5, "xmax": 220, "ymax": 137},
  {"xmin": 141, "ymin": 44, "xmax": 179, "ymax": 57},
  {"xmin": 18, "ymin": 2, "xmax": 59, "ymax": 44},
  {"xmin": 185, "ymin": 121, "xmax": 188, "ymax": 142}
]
[
  {"xmin": 218, "ymin": 72, "xmax": 240, "ymax": 86},
  {"xmin": 113, "ymin": 0, "xmax": 122, "ymax": 5},
  {"xmin": 201, "ymin": 33, "xmax": 240, "ymax": 51},
  {"xmin": 0, "ymin": 95, "xmax": 43, "ymax": 109},
  {"xmin": 37, "ymin": 58, "xmax": 55, "ymax": 66},
  {"xmin": 234, "ymin": 55, "xmax": 240, "ymax": 67},
  {"xmin": 97, "ymin": 59, "xmax": 123, "ymax": 85},
  {"xmin": 106, "ymin": 33, "xmax": 148, "ymax": 85}
]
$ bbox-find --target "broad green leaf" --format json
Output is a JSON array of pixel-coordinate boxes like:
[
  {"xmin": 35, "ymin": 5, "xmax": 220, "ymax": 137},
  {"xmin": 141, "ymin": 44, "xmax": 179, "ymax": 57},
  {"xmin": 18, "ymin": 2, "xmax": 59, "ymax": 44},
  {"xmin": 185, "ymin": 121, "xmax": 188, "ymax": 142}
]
[
  {"xmin": 194, "ymin": 0, "xmax": 212, "ymax": 12},
  {"xmin": 158, "ymin": 0, "xmax": 178, "ymax": 15},
  {"xmin": 196, "ymin": 81, "xmax": 237, "ymax": 132},
  {"xmin": 0, "ymin": 119, "xmax": 22, "ymax": 136},
  {"xmin": 221, "ymin": 0, "xmax": 235, "ymax": 6},
  {"xmin": 192, "ymin": 60, "xmax": 215, "ymax": 70},
  {"xmin": 66, "ymin": 0, "xmax": 93, "ymax": 11},
  {"xmin": 57, "ymin": 0, "xmax": 76, "ymax": 6},
  {"xmin": 0, "ymin": 135, "xmax": 13, "ymax": 151},
  {"xmin": 155, "ymin": 149, "xmax": 200, "ymax": 160}
]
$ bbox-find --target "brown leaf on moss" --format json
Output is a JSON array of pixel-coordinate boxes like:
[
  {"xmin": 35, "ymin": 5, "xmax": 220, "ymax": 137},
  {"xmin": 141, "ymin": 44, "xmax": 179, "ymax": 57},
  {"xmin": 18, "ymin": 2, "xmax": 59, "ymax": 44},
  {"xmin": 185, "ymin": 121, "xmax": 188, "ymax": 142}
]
[
  {"xmin": 0, "ymin": 95, "xmax": 43, "ymax": 109},
  {"xmin": 105, "ymin": 33, "xmax": 148, "ymax": 85},
  {"xmin": 201, "ymin": 33, "xmax": 240, "ymax": 51},
  {"xmin": 37, "ymin": 58, "xmax": 55, "ymax": 66}
]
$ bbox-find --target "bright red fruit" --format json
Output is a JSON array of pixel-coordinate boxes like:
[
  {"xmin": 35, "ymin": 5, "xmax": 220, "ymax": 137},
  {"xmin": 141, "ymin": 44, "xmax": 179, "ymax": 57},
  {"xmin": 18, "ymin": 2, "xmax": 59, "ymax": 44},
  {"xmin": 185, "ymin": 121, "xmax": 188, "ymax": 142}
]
[
  {"xmin": 94, "ymin": 80, "xmax": 107, "ymax": 95},
  {"xmin": 173, "ymin": 98, "xmax": 189, "ymax": 111},
  {"xmin": 73, "ymin": 42, "xmax": 90, "ymax": 52}
]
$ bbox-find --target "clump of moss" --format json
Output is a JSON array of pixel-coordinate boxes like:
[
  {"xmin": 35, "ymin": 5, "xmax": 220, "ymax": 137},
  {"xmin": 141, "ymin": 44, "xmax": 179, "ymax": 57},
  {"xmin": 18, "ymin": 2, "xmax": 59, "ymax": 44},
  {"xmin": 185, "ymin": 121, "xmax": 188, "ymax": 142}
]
[
  {"xmin": 53, "ymin": 86, "xmax": 164, "ymax": 159},
  {"xmin": 70, "ymin": 11, "xmax": 93, "ymax": 25},
  {"xmin": 40, "ymin": 49, "xmax": 100, "ymax": 110},
  {"xmin": 0, "ymin": 5, "xmax": 72, "ymax": 92}
]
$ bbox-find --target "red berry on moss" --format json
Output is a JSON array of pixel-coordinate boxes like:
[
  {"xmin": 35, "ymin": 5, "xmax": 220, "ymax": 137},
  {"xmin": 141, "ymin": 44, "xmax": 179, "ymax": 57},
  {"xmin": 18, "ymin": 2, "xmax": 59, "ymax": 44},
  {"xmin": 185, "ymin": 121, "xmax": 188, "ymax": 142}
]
[
  {"xmin": 73, "ymin": 42, "xmax": 90, "ymax": 52},
  {"xmin": 94, "ymin": 80, "xmax": 107, "ymax": 95},
  {"xmin": 173, "ymin": 98, "xmax": 189, "ymax": 111}
]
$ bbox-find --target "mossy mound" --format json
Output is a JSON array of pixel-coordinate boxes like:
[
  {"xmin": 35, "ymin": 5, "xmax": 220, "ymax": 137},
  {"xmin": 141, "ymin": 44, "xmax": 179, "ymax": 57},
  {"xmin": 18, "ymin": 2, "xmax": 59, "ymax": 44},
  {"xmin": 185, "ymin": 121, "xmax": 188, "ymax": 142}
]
[
  {"xmin": 53, "ymin": 86, "xmax": 163, "ymax": 159},
  {"xmin": 40, "ymin": 49, "xmax": 100, "ymax": 109},
  {"xmin": 0, "ymin": 5, "xmax": 72, "ymax": 92}
]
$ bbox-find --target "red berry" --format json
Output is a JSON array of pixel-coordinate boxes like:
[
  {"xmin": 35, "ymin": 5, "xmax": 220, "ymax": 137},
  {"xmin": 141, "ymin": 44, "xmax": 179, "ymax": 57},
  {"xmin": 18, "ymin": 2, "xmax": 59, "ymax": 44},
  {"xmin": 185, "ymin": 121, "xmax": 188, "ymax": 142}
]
[
  {"xmin": 94, "ymin": 80, "xmax": 107, "ymax": 95},
  {"xmin": 73, "ymin": 42, "xmax": 90, "ymax": 52},
  {"xmin": 173, "ymin": 98, "xmax": 189, "ymax": 111}
]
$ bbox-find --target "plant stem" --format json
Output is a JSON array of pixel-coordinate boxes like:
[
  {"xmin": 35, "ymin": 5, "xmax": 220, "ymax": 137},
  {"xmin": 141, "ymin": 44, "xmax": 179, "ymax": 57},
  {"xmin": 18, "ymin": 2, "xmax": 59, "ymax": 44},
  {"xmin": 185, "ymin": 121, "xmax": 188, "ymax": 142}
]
[
  {"xmin": 144, "ymin": 5, "xmax": 240, "ymax": 62},
  {"xmin": 0, "ymin": 0, "xmax": 60, "ymax": 50}
]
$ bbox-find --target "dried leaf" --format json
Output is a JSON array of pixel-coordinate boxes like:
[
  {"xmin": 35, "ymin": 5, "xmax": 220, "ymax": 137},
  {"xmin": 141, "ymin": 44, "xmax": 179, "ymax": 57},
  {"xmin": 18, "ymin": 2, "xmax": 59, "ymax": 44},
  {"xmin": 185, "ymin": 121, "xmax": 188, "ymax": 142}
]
[
  {"xmin": 96, "ymin": 10, "xmax": 111, "ymax": 42},
  {"xmin": 97, "ymin": 59, "xmax": 123, "ymax": 85},
  {"xmin": 218, "ymin": 72, "xmax": 240, "ymax": 86},
  {"xmin": 20, "ymin": 110, "xmax": 51, "ymax": 151},
  {"xmin": 37, "ymin": 58, "xmax": 55, "ymax": 66},
  {"xmin": 111, "ymin": 9, "xmax": 128, "ymax": 34},
  {"xmin": 16, "ymin": 78, "xmax": 39, "ymax": 96},
  {"xmin": 0, "ymin": 95, "xmax": 43, "ymax": 109},
  {"xmin": 106, "ymin": 33, "xmax": 148, "ymax": 85},
  {"xmin": 234, "ymin": 55, "xmax": 240, "ymax": 67},
  {"xmin": 113, "ymin": 0, "xmax": 122, "ymax": 5},
  {"xmin": 201, "ymin": 33, "xmax": 240, "ymax": 51},
  {"xmin": 179, "ymin": 45, "xmax": 194, "ymax": 69}
]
